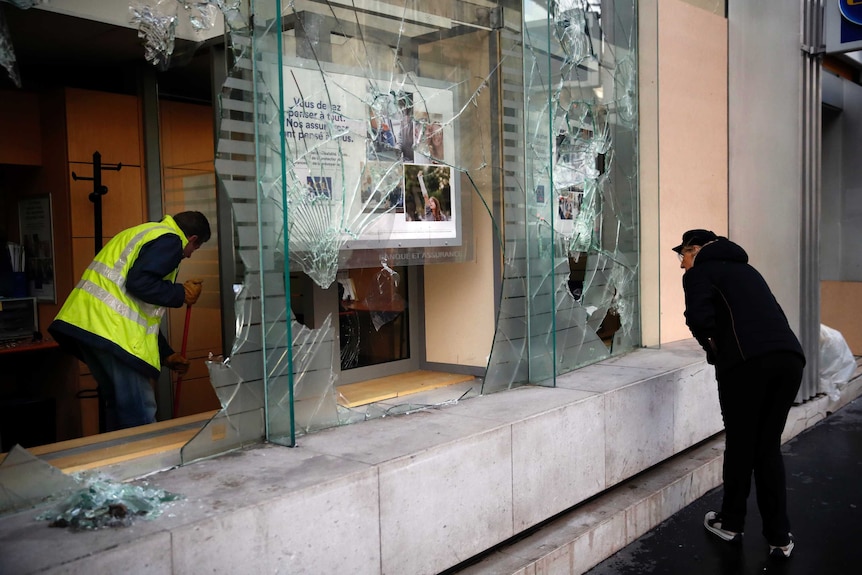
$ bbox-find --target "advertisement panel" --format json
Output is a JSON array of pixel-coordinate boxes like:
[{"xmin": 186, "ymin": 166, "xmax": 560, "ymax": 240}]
[{"xmin": 281, "ymin": 65, "xmax": 462, "ymax": 256}]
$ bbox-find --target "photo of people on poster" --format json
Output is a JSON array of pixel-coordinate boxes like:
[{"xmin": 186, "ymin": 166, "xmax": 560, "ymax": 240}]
[{"xmin": 403, "ymin": 164, "xmax": 452, "ymax": 222}]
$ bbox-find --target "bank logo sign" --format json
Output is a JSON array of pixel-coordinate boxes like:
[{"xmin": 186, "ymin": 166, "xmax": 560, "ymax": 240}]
[
  {"xmin": 828, "ymin": 0, "xmax": 862, "ymax": 52},
  {"xmin": 839, "ymin": 1, "xmax": 862, "ymax": 26}
]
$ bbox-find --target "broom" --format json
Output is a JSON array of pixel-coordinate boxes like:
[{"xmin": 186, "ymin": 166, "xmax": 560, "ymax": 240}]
[{"xmin": 172, "ymin": 304, "xmax": 192, "ymax": 418}]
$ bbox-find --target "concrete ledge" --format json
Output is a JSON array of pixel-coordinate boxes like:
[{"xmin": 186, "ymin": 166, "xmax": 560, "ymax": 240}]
[
  {"xmin": 2, "ymin": 342, "xmax": 855, "ymax": 575},
  {"xmin": 453, "ymin": 368, "xmax": 862, "ymax": 574}
]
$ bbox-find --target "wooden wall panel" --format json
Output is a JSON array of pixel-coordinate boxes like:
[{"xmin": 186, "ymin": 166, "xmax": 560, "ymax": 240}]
[
  {"xmin": 174, "ymin": 378, "xmax": 222, "ymax": 417},
  {"xmin": 65, "ymin": 88, "xmax": 142, "ymax": 165},
  {"xmin": 68, "ymin": 165, "xmax": 146, "ymax": 238},
  {"xmin": 72, "ymin": 237, "xmax": 97, "ymax": 284},
  {"xmin": 168, "ymin": 305, "xmax": 223, "ymax": 356},
  {"xmin": 821, "ymin": 281, "xmax": 862, "ymax": 355},
  {"xmin": 160, "ymin": 100, "xmax": 215, "ymax": 169}
]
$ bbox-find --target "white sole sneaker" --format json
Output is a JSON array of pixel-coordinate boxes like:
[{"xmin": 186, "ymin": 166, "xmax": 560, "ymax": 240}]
[
  {"xmin": 769, "ymin": 538, "xmax": 794, "ymax": 559},
  {"xmin": 703, "ymin": 511, "xmax": 743, "ymax": 543}
]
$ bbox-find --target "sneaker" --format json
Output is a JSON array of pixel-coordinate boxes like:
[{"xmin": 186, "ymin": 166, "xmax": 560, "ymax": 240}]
[
  {"xmin": 769, "ymin": 536, "xmax": 794, "ymax": 559},
  {"xmin": 704, "ymin": 511, "xmax": 743, "ymax": 543}
]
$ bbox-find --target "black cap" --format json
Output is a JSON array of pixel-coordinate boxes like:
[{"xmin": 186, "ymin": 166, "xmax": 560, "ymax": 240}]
[{"xmin": 672, "ymin": 229, "xmax": 718, "ymax": 253}]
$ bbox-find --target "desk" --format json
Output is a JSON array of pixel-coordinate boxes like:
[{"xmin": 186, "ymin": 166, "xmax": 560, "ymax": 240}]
[{"xmin": 0, "ymin": 338, "xmax": 60, "ymax": 355}]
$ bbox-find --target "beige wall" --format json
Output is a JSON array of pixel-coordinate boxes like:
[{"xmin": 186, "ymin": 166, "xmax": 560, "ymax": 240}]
[
  {"xmin": 423, "ymin": 33, "xmax": 495, "ymax": 369},
  {"xmin": 655, "ymin": 0, "xmax": 729, "ymax": 344},
  {"xmin": 639, "ymin": 0, "xmax": 660, "ymax": 347},
  {"xmin": 424, "ymin": 194, "xmax": 495, "ymax": 368}
]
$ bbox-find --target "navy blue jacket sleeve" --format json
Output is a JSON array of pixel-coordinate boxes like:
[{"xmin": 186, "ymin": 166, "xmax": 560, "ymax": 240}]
[
  {"xmin": 682, "ymin": 268, "xmax": 719, "ymax": 363},
  {"xmin": 126, "ymin": 234, "xmax": 186, "ymax": 308}
]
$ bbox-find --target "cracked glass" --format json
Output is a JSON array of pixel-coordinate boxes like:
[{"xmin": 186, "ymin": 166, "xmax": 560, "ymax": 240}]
[{"xmin": 181, "ymin": 0, "xmax": 638, "ymax": 460}]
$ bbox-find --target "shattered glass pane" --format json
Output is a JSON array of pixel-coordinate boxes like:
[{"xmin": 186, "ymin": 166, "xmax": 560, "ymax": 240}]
[
  {"xmin": 129, "ymin": 1, "xmax": 246, "ymax": 68},
  {"xmin": 190, "ymin": 0, "xmax": 638, "ymax": 458},
  {"xmin": 0, "ymin": 446, "xmax": 79, "ymax": 515},
  {"xmin": 0, "ymin": 4, "xmax": 20, "ymax": 87},
  {"xmin": 129, "ymin": 0, "xmax": 180, "ymax": 69},
  {"xmin": 485, "ymin": 0, "xmax": 639, "ymax": 391},
  {"xmin": 36, "ymin": 475, "xmax": 181, "ymax": 531}
]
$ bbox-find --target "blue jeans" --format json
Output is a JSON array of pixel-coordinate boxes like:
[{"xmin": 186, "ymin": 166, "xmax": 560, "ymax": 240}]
[{"xmin": 79, "ymin": 346, "xmax": 157, "ymax": 431}]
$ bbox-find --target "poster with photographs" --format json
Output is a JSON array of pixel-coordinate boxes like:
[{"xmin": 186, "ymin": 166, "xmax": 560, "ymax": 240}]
[{"xmin": 281, "ymin": 65, "xmax": 459, "ymax": 248}]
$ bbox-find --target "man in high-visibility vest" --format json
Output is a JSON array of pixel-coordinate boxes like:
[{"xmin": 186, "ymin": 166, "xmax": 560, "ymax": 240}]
[{"xmin": 49, "ymin": 211, "xmax": 211, "ymax": 431}]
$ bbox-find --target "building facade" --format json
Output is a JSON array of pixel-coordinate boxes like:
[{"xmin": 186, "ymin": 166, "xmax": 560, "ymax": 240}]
[{"xmin": 2, "ymin": 0, "xmax": 861, "ymax": 573}]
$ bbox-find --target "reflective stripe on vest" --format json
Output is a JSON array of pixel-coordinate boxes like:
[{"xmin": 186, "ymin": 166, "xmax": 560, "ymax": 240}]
[{"xmin": 54, "ymin": 217, "xmax": 187, "ymax": 371}]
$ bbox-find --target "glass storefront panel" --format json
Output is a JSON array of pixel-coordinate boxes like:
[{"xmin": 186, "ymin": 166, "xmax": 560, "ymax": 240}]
[
  {"xmin": 485, "ymin": 0, "xmax": 639, "ymax": 392},
  {"xmin": 0, "ymin": 0, "xmax": 637, "ymax": 469},
  {"xmin": 192, "ymin": 0, "xmax": 639, "ymax": 459}
]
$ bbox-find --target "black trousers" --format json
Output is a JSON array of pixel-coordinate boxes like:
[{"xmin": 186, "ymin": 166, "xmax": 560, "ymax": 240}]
[{"xmin": 716, "ymin": 351, "xmax": 803, "ymax": 546}]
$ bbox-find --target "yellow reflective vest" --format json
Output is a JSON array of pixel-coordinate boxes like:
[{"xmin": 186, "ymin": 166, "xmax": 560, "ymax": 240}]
[{"xmin": 54, "ymin": 216, "xmax": 189, "ymax": 373}]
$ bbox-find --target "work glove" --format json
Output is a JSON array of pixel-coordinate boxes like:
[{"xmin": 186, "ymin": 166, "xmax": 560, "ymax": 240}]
[
  {"xmin": 183, "ymin": 278, "xmax": 203, "ymax": 306},
  {"xmin": 165, "ymin": 353, "xmax": 191, "ymax": 375}
]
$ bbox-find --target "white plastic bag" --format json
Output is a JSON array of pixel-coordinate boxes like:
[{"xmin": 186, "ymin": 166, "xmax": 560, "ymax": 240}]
[{"xmin": 819, "ymin": 324, "xmax": 856, "ymax": 401}]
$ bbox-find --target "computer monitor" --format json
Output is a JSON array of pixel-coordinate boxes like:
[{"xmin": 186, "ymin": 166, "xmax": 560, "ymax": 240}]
[{"xmin": 0, "ymin": 297, "xmax": 39, "ymax": 343}]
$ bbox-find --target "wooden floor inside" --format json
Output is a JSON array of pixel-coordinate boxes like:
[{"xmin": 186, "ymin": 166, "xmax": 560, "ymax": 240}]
[{"xmin": 337, "ymin": 370, "xmax": 476, "ymax": 408}]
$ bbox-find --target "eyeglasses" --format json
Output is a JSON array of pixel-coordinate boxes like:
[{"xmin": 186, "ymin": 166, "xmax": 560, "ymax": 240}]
[{"xmin": 677, "ymin": 247, "xmax": 698, "ymax": 261}]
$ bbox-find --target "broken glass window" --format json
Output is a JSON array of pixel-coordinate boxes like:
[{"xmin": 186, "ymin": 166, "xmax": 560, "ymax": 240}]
[
  {"xmin": 0, "ymin": 3, "xmax": 21, "ymax": 87},
  {"xmin": 130, "ymin": 0, "xmax": 180, "ymax": 69},
  {"xmin": 187, "ymin": 0, "xmax": 638, "ymax": 458},
  {"xmin": 0, "ymin": 445, "xmax": 79, "ymax": 516}
]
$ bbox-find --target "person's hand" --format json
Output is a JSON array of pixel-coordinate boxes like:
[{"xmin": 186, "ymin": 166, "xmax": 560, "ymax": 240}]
[
  {"xmin": 165, "ymin": 353, "xmax": 190, "ymax": 375},
  {"xmin": 183, "ymin": 278, "xmax": 203, "ymax": 305}
]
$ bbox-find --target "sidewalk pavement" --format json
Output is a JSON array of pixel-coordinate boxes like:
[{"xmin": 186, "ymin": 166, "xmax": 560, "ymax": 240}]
[{"xmin": 585, "ymin": 396, "xmax": 862, "ymax": 575}]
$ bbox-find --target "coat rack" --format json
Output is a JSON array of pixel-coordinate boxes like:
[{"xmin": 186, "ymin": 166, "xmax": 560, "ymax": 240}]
[
  {"xmin": 71, "ymin": 151, "xmax": 122, "ymax": 434},
  {"xmin": 71, "ymin": 151, "xmax": 122, "ymax": 254}
]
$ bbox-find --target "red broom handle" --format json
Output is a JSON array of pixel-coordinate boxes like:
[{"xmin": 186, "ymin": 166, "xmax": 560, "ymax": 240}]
[{"xmin": 172, "ymin": 304, "xmax": 193, "ymax": 418}]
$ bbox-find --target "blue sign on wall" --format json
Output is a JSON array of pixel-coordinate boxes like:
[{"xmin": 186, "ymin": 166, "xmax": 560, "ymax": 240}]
[
  {"xmin": 840, "ymin": 1, "xmax": 862, "ymax": 43},
  {"xmin": 839, "ymin": 1, "xmax": 862, "ymax": 26}
]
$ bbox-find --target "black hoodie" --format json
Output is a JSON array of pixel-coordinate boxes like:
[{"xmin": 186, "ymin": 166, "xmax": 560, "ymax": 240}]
[{"xmin": 682, "ymin": 237, "xmax": 805, "ymax": 375}]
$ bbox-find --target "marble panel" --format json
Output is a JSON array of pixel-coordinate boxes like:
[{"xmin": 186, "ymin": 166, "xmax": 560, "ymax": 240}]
[
  {"xmin": 152, "ymin": 444, "xmax": 372, "ymax": 519},
  {"xmin": 600, "ymin": 346, "xmax": 704, "ymax": 371},
  {"xmin": 672, "ymin": 362, "xmax": 723, "ymax": 452},
  {"xmin": 512, "ymin": 394, "xmax": 606, "ymax": 530},
  {"xmin": 556, "ymin": 363, "xmax": 659, "ymax": 393},
  {"xmin": 518, "ymin": 513, "xmax": 627, "ymax": 574},
  {"xmin": 660, "ymin": 338, "xmax": 708, "ymax": 355},
  {"xmin": 442, "ymin": 384, "xmax": 597, "ymax": 423},
  {"xmin": 300, "ymin": 408, "xmax": 505, "ymax": 466},
  {"xmin": 378, "ymin": 426, "xmax": 513, "ymax": 575},
  {"xmin": 41, "ymin": 533, "xmax": 172, "ymax": 575},
  {"xmin": 262, "ymin": 468, "xmax": 380, "ymax": 574},
  {"xmin": 0, "ymin": 501, "xmax": 172, "ymax": 575},
  {"xmin": 604, "ymin": 374, "xmax": 676, "ymax": 485},
  {"xmin": 454, "ymin": 550, "xmax": 539, "ymax": 575},
  {"xmin": 569, "ymin": 514, "xmax": 629, "ymax": 574},
  {"xmin": 171, "ymin": 506, "xmax": 267, "ymax": 574}
]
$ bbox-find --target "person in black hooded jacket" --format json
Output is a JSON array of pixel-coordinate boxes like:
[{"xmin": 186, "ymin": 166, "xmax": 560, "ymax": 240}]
[{"xmin": 674, "ymin": 229, "xmax": 805, "ymax": 560}]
